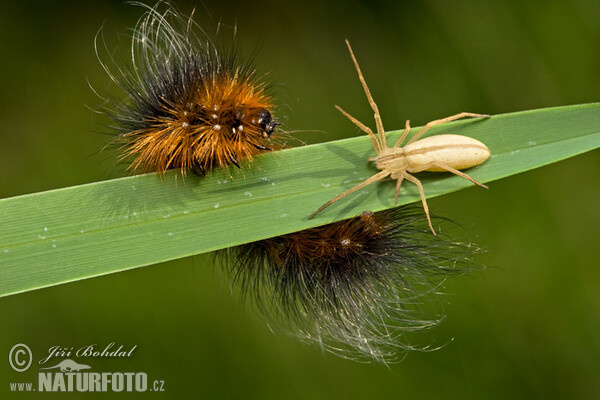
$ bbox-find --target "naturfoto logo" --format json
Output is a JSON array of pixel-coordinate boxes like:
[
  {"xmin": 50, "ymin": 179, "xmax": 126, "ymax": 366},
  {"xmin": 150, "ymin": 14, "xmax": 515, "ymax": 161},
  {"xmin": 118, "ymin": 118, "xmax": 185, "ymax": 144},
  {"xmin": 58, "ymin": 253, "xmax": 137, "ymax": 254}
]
[{"xmin": 8, "ymin": 343, "xmax": 165, "ymax": 394}]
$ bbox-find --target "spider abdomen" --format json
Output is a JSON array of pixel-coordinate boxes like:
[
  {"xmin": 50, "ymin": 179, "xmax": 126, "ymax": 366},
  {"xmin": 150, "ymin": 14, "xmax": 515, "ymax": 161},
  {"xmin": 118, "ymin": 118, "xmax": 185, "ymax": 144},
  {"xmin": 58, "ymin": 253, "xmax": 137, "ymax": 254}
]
[{"xmin": 405, "ymin": 134, "xmax": 490, "ymax": 171}]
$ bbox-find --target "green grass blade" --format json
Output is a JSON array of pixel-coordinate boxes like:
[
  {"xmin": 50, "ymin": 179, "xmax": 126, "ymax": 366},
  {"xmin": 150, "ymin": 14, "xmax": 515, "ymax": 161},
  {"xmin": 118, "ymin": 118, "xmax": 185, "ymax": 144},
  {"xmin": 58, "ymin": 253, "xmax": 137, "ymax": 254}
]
[{"xmin": 1, "ymin": 103, "xmax": 599, "ymax": 297}]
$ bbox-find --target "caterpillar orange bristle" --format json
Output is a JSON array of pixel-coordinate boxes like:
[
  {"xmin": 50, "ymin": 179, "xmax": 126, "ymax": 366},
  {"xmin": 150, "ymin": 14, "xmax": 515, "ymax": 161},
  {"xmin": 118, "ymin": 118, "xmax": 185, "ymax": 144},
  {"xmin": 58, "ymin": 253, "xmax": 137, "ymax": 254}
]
[
  {"xmin": 97, "ymin": 2, "xmax": 282, "ymax": 175},
  {"xmin": 222, "ymin": 205, "xmax": 480, "ymax": 363}
]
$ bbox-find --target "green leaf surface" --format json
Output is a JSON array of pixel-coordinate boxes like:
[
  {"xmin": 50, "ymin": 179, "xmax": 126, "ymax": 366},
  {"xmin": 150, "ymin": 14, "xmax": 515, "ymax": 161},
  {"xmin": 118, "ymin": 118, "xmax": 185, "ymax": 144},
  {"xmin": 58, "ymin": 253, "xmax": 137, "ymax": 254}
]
[{"xmin": 1, "ymin": 103, "xmax": 599, "ymax": 297}]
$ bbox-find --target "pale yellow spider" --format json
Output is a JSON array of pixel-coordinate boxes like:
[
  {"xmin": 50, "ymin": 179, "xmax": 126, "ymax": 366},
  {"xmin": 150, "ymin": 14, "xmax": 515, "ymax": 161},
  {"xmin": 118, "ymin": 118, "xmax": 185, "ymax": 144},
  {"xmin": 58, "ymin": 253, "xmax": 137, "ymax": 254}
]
[{"xmin": 309, "ymin": 40, "xmax": 491, "ymax": 235}]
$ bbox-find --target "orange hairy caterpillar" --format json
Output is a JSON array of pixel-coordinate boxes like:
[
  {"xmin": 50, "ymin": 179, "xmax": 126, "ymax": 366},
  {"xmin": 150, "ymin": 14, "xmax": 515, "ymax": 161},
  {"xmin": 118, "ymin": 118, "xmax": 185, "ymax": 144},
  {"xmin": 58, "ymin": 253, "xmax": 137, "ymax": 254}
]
[
  {"xmin": 223, "ymin": 205, "xmax": 479, "ymax": 362},
  {"xmin": 97, "ymin": 2, "xmax": 281, "ymax": 175}
]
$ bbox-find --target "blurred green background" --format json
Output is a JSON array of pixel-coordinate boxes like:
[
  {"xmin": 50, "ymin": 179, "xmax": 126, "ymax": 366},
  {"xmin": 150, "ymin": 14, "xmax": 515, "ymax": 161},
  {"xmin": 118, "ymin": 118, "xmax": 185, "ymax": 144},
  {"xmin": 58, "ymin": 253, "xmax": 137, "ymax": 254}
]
[{"xmin": 1, "ymin": 0, "xmax": 599, "ymax": 399}]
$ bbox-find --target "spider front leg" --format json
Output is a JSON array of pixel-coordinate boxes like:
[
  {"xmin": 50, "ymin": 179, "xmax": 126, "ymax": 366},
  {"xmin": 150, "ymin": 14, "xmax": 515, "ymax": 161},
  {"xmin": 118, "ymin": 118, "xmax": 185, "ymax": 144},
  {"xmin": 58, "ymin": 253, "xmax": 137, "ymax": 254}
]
[
  {"xmin": 308, "ymin": 170, "xmax": 391, "ymax": 220},
  {"xmin": 336, "ymin": 105, "xmax": 382, "ymax": 154},
  {"xmin": 344, "ymin": 39, "xmax": 387, "ymax": 149}
]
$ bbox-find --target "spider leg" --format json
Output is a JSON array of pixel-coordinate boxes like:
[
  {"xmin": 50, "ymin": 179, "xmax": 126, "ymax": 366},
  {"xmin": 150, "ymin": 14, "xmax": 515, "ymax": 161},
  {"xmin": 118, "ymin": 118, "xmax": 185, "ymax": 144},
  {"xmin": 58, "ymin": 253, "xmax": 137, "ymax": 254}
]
[
  {"xmin": 336, "ymin": 105, "xmax": 382, "ymax": 154},
  {"xmin": 403, "ymin": 172, "xmax": 436, "ymax": 235},
  {"xmin": 393, "ymin": 120, "xmax": 412, "ymax": 148},
  {"xmin": 394, "ymin": 175, "xmax": 405, "ymax": 204},
  {"xmin": 406, "ymin": 112, "xmax": 490, "ymax": 145},
  {"xmin": 344, "ymin": 39, "xmax": 387, "ymax": 150},
  {"xmin": 308, "ymin": 170, "xmax": 390, "ymax": 219},
  {"xmin": 409, "ymin": 161, "xmax": 488, "ymax": 189}
]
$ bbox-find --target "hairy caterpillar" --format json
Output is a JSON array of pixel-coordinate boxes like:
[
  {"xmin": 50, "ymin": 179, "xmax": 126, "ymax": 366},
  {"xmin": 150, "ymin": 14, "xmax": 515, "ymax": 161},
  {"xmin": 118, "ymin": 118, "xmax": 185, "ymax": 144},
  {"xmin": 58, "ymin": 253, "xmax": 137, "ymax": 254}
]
[
  {"xmin": 224, "ymin": 206, "xmax": 479, "ymax": 362},
  {"xmin": 96, "ymin": 2, "xmax": 282, "ymax": 175}
]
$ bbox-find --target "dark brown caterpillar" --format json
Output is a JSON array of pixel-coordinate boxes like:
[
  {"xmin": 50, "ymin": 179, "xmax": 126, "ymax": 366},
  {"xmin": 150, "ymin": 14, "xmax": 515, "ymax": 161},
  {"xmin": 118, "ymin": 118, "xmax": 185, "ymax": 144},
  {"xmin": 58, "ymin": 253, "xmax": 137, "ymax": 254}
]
[{"xmin": 223, "ymin": 205, "xmax": 480, "ymax": 362}]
